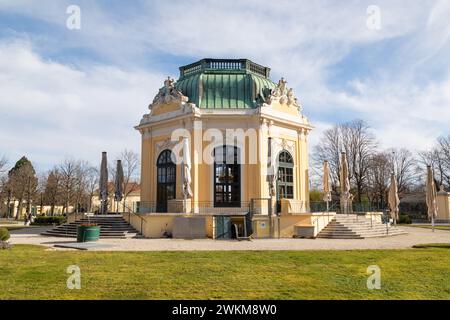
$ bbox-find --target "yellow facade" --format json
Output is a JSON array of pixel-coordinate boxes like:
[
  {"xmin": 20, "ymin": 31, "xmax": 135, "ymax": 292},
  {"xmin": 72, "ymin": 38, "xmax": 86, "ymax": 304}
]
[
  {"xmin": 134, "ymin": 59, "xmax": 316, "ymax": 238},
  {"xmin": 437, "ymin": 190, "xmax": 450, "ymax": 221}
]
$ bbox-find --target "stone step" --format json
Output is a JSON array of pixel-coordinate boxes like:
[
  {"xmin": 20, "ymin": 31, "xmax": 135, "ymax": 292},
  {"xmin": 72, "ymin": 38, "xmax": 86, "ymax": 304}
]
[
  {"xmin": 322, "ymin": 225, "xmax": 403, "ymax": 232},
  {"xmin": 317, "ymin": 215, "xmax": 407, "ymax": 239},
  {"xmin": 41, "ymin": 232, "xmax": 128, "ymax": 239},
  {"xmin": 41, "ymin": 215, "xmax": 142, "ymax": 239},
  {"xmin": 43, "ymin": 230, "xmax": 132, "ymax": 236},
  {"xmin": 323, "ymin": 226, "xmax": 390, "ymax": 232},
  {"xmin": 319, "ymin": 230, "xmax": 403, "ymax": 237},
  {"xmin": 317, "ymin": 230, "xmax": 405, "ymax": 239},
  {"xmin": 53, "ymin": 225, "xmax": 136, "ymax": 230},
  {"xmin": 317, "ymin": 234, "xmax": 364, "ymax": 239}
]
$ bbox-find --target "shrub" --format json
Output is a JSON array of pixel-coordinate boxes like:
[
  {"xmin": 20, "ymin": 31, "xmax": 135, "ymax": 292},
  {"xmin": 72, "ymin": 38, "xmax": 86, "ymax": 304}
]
[
  {"xmin": 398, "ymin": 214, "xmax": 412, "ymax": 224},
  {"xmin": 309, "ymin": 189, "xmax": 324, "ymax": 202},
  {"xmin": 0, "ymin": 227, "xmax": 10, "ymax": 241},
  {"xmin": 31, "ymin": 216, "xmax": 66, "ymax": 225}
]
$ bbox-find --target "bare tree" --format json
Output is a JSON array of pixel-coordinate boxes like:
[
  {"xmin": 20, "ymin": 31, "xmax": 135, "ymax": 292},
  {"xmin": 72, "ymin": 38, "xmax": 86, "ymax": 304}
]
[
  {"xmin": 346, "ymin": 120, "xmax": 378, "ymax": 202},
  {"xmin": 313, "ymin": 126, "xmax": 341, "ymax": 190},
  {"xmin": 59, "ymin": 159, "xmax": 79, "ymax": 214},
  {"xmin": 313, "ymin": 119, "xmax": 377, "ymax": 202},
  {"xmin": 386, "ymin": 148, "xmax": 417, "ymax": 194},
  {"xmin": 436, "ymin": 135, "xmax": 450, "ymax": 187},
  {"xmin": 35, "ymin": 172, "xmax": 47, "ymax": 216},
  {"xmin": 367, "ymin": 152, "xmax": 390, "ymax": 207},
  {"xmin": 418, "ymin": 135, "xmax": 450, "ymax": 189},
  {"xmin": 117, "ymin": 149, "xmax": 140, "ymax": 211},
  {"xmin": 0, "ymin": 156, "xmax": 8, "ymax": 217},
  {"xmin": 85, "ymin": 166, "xmax": 99, "ymax": 212},
  {"xmin": 73, "ymin": 161, "xmax": 93, "ymax": 213},
  {"xmin": 0, "ymin": 156, "xmax": 7, "ymax": 173}
]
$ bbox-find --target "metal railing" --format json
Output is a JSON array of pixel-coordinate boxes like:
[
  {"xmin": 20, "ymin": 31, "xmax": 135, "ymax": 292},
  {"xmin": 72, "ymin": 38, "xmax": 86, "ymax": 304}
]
[
  {"xmin": 138, "ymin": 201, "xmax": 251, "ymax": 215},
  {"xmin": 122, "ymin": 203, "xmax": 146, "ymax": 235},
  {"xmin": 179, "ymin": 58, "xmax": 270, "ymax": 79},
  {"xmin": 312, "ymin": 211, "xmax": 336, "ymax": 236},
  {"xmin": 279, "ymin": 200, "xmax": 308, "ymax": 214}
]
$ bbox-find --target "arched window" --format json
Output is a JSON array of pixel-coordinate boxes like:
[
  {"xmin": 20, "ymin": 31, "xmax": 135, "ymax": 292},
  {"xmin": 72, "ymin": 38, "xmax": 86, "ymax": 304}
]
[
  {"xmin": 214, "ymin": 146, "xmax": 240, "ymax": 207},
  {"xmin": 156, "ymin": 150, "xmax": 176, "ymax": 212},
  {"xmin": 277, "ymin": 150, "xmax": 294, "ymax": 199}
]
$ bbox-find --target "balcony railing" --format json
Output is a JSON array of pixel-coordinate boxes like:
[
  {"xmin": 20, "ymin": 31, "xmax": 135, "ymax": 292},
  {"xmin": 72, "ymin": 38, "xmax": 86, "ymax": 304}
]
[
  {"xmin": 138, "ymin": 201, "xmax": 251, "ymax": 215},
  {"xmin": 179, "ymin": 58, "xmax": 270, "ymax": 79}
]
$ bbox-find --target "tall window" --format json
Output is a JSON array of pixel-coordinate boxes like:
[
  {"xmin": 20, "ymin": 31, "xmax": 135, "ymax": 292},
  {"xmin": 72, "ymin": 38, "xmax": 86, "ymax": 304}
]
[
  {"xmin": 214, "ymin": 146, "xmax": 240, "ymax": 207},
  {"xmin": 156, "ymin": 150, "xmax": 176, "ymax": 212},
  {"xmin": 277, "ymin": 150, "xmax": 294, "ymax": 199}
]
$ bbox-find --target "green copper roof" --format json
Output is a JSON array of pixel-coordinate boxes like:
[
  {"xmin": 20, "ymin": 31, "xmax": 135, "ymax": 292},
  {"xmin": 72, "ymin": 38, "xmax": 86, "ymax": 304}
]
[{"xmin": 175, "ymin": 59, "xmax": 276, "ymax": 109}]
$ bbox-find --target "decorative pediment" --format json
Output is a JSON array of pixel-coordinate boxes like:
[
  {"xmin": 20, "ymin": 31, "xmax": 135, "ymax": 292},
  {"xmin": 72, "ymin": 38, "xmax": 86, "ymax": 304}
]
[
  {"xmin": 265, "ymin": 78, "xmax": 303, "ymax": 113},
  {"xmin": 149, "ymin": 76, "xmax": 189, "ymax": 115}
]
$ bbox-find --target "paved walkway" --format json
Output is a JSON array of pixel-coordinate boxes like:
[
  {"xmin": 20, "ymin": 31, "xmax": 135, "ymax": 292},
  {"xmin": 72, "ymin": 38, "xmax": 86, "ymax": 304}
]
[{"xmin": 8, "ymin": 226, "xmax": 450, "ymax": 251}]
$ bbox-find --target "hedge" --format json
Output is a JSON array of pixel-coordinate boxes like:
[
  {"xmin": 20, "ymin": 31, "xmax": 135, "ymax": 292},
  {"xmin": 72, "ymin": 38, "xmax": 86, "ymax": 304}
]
[
  {"xmin": 32, "ymin": 216, "xmax": 66, "ymax": 225},
  {"xmin": 398, "ymin": 214, "xmax": 412, "ymax": 224}
]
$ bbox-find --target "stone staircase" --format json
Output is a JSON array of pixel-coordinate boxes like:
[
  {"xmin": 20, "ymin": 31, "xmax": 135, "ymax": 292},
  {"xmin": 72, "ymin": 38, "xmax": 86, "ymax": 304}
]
[
  {"xmin": 317, "ymin": 214, "xmax": 407, "ymax": 239},
  {"xmin": 41, "ymin": 215, "xmax": 141, "ymax": 239}
]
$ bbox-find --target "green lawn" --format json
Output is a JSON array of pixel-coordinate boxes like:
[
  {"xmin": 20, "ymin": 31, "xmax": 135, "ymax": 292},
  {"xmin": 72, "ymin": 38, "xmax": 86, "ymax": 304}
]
[
  {"xmin": 1, "ymin": 225, "xmax": 35, "ymax": 231},
  {"xmin": 1, "ymin": 245, "xmax": 450, "ymax": 300},
  {"xmin": 408, "ymin": 225, "xmax": 450, "ymax": 231}
]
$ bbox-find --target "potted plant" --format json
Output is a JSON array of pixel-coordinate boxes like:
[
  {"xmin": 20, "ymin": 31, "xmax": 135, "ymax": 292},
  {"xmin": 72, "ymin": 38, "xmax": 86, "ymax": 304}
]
[{"xmin": 77, "ymin": 223, "xmax": 100, "ymax": 242}]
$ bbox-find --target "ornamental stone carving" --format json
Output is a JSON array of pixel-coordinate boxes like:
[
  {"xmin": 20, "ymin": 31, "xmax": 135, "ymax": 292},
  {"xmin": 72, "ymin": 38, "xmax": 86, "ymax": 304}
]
[
  {"xmin": 271, "ymin": 137, "xmax": 295, "ymax": 156},
  {"xmin": 149, "ymin": 76, "xmax": 189, "ymax": 113},
  {"xmin": 266, "ymin": 78, "xmax": 303, "ymax": 113},
  {"xmin": 156, "ymin": 138, "xmax": 179, "ymax": 154}
]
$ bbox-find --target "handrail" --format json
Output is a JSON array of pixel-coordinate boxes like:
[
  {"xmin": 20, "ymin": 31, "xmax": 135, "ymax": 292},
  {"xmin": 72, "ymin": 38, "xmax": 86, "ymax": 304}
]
[
  {"xmin": 122, "ymin": 203, "xmax": 146, "ymax": 236},
  {"xmin": 312, "ymin": 211, "xmax": 335, "ymax": 237}
]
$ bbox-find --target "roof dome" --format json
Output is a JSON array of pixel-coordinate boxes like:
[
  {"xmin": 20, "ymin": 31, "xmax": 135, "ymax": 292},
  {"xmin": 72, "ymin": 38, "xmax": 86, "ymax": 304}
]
[{"xmin": 175, "ymin": 58, "xmax": 276, "ymax": 109}]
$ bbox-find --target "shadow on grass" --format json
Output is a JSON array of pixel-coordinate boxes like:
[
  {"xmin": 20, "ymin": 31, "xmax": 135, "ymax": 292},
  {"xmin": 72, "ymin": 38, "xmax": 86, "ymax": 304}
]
[{"xmin": 412, "ymin": 243, "xmax": 450, "ymax": 249}]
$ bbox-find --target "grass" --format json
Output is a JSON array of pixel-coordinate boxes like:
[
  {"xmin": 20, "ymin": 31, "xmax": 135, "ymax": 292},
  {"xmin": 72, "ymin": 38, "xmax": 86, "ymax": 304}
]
[
  {"xmin": 1, "ymin": 245, "xmax": 450, "ymax": 300},
  {"xmin": 408, "ymin": 225, "xmax": 450, "ymax": 231},
  {"xmin": 0, "ymin": 220, "xmax": 19, "ymax": 225},
  {"xmin": 1, "ymin": 225, "xmax": 32, "ymax": 231}
]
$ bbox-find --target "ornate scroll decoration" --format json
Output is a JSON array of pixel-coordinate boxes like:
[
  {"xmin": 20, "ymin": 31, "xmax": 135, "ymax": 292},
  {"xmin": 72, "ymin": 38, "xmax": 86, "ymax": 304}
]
[
  {"xmin": 155, "ymin": 138, "xmax": 179, "ymax": 154},
  {"xmin": 148, "ymin": 76, "xmax": 189, "ymax": 113},
  {"xmin": 271, "ymin": 138, "xmax": 296, "ymax": 158},
  {"xmin": 266, "ymin": 78, "xmax": 303, "ymax": 113}
]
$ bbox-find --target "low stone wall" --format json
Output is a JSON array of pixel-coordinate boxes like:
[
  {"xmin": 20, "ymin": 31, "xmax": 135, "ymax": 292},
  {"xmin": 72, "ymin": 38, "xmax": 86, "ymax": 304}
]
[
  {"xmin": 437, "ymin": 191, "xmax": 450, "ymax": 221},
  {"xmin": 252, "ymin": 212, "xmax": 336, "ymax": 238},
  {"xmin": 123, "ymin": 213, "xmax": 214, "ymax": 238},
  {"xmin": 124, "ymin": 211, "xmax": 386, "ymax": 239}
]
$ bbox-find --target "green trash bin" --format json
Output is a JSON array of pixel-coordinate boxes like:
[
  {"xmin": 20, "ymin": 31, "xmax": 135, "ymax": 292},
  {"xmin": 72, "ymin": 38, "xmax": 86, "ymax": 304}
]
[{"xmin": 77, "ymin": 225, "xmax": 100, "ymax": 242}]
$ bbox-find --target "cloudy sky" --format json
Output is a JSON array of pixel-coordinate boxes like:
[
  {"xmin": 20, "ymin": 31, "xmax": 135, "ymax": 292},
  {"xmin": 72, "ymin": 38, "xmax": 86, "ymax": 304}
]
[{"xmin": 1, "ymin": 0, "xmax": 449, "ymax": 172}]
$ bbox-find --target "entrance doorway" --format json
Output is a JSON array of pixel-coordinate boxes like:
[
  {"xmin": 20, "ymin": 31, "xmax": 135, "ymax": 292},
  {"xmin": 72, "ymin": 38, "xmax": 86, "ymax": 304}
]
[{"xmin": 156, "ymin": 149, "xmax": 176, "ymax": 212}]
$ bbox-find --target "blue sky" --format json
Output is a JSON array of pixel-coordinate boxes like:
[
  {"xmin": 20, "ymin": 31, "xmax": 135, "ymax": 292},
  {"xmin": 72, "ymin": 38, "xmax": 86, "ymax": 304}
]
[{"xmin": 1, "ymin": 0, "xmax": 449, "ymax": 172}]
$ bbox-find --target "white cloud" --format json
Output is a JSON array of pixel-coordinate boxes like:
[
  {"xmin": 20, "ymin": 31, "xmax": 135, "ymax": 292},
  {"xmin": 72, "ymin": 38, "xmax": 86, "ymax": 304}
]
[
  {"xmin": 0, "ymin": 40, "xmax": 164, "ymax": 171},
  {"xmin": 0, "ymin": 0, "xmax": 449, "ymax": 171}
]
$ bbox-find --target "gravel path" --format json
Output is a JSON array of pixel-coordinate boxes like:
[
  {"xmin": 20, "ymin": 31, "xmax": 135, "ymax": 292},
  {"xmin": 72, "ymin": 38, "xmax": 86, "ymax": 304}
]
[{"xmin": 7, "ymin": 226, "xmax": 450, "ymax": 251}]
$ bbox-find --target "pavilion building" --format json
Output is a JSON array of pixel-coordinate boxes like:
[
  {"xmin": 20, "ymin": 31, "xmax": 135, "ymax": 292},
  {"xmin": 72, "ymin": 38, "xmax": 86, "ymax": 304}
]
[{"xmin": 134, "ymin": 58, "xmax": 323, "ymax": 239}]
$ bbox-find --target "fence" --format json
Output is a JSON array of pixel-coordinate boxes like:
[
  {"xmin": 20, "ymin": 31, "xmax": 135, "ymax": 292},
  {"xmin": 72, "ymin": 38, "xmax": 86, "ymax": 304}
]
[{"xmin": 134, "ymin": 199, "xmax": 396, "ymax": 216}]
